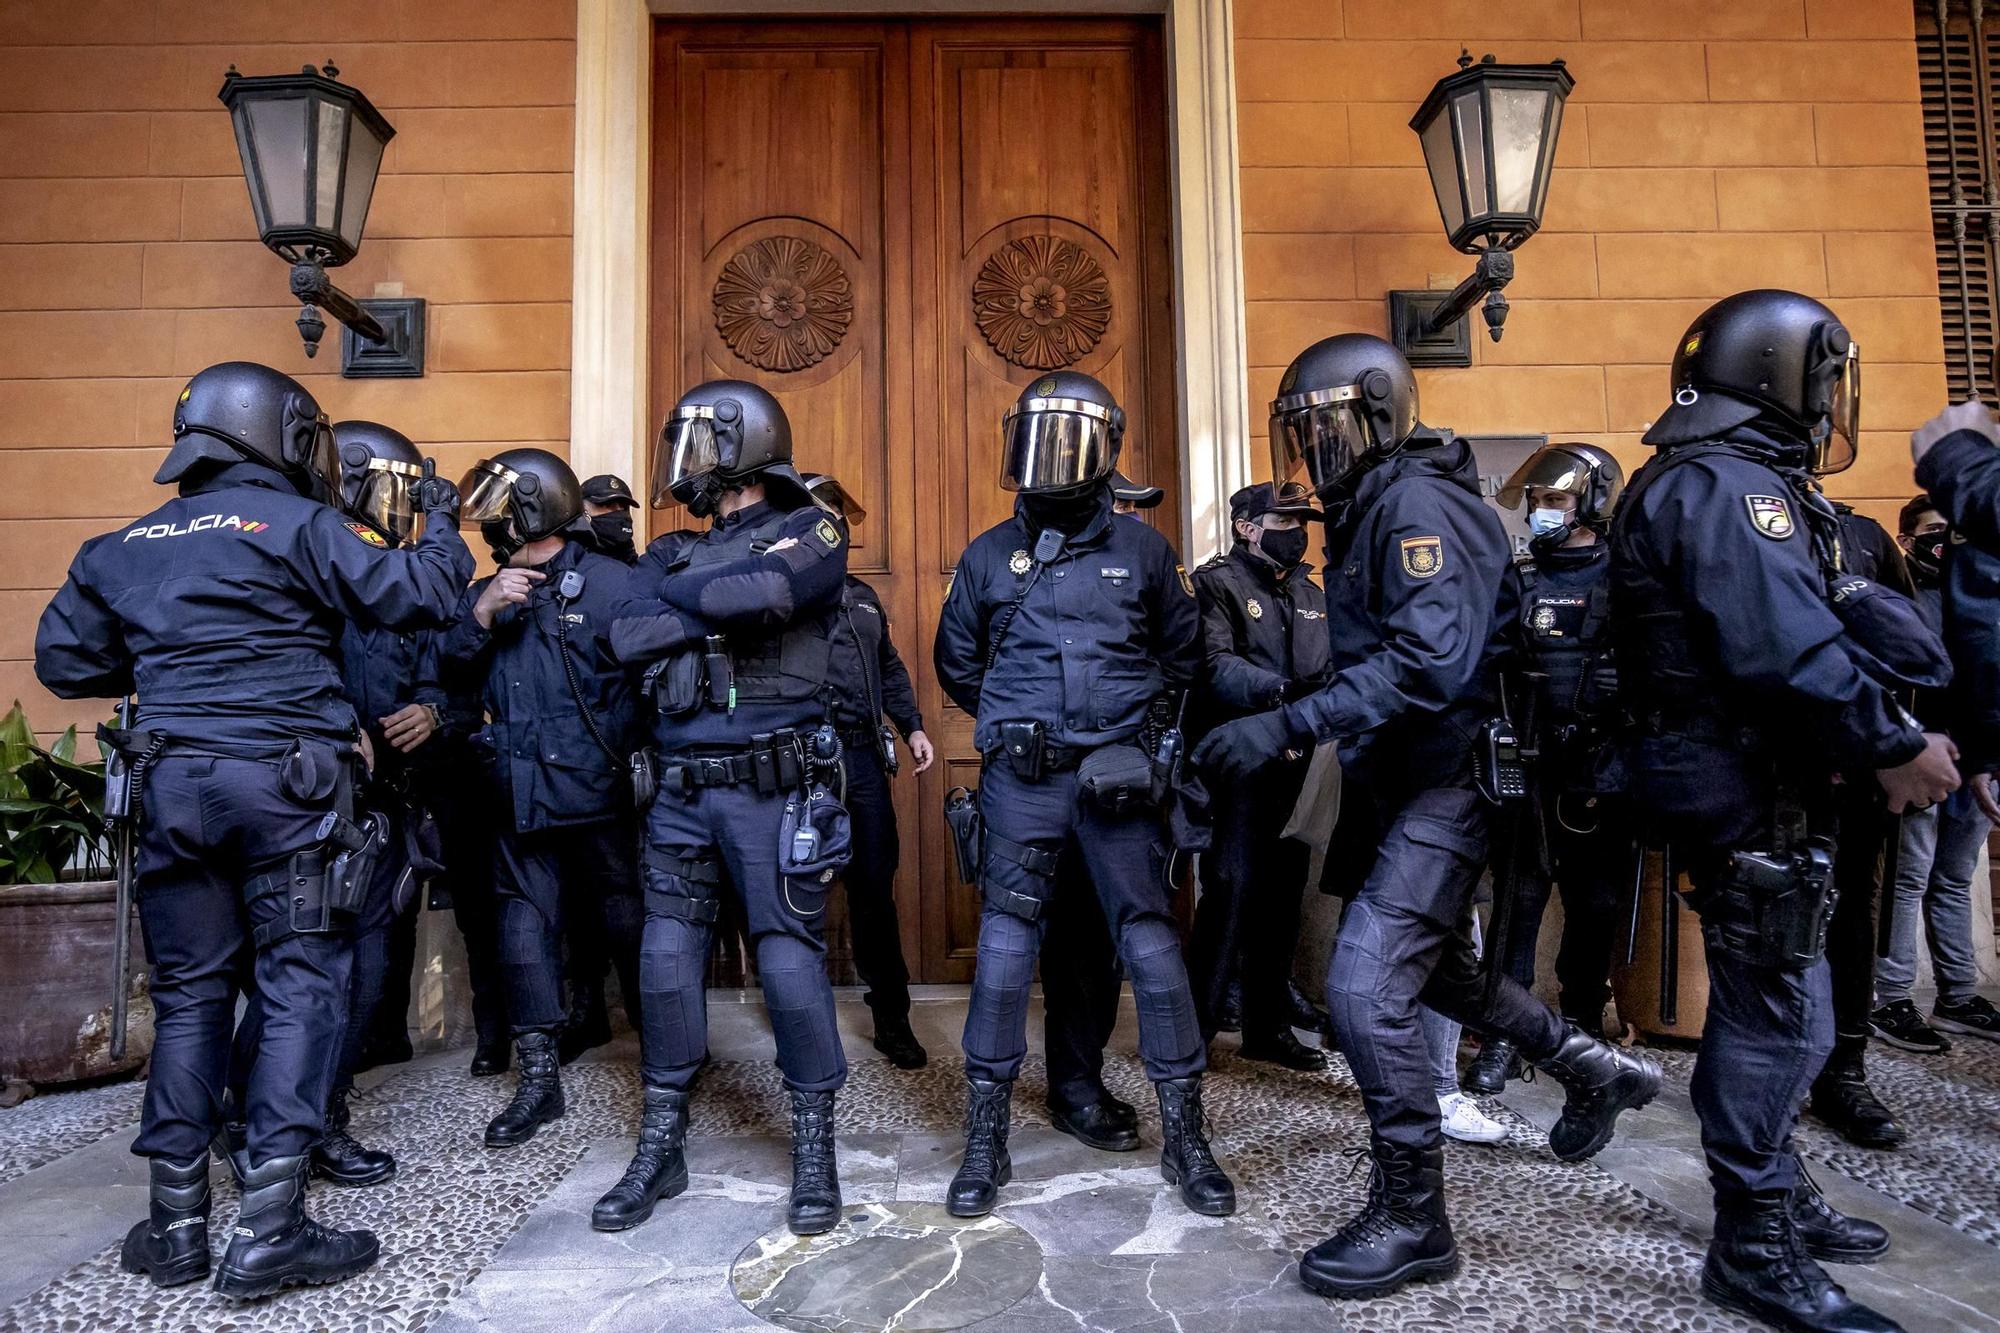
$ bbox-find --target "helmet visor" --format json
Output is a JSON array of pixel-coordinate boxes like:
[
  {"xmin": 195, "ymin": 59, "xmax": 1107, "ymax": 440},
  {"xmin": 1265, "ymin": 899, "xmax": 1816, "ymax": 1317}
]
[
  {"xmin": 460, "ymin": 458, "xmax": 520, "ymax": 523},
  {"xmin": 652, "ymin": 411, "xmax": 721, "ymax": 508},
  {"xmin": 1817, "ymin": 342, "xmax": 1860, "ymax": 476},
  {"xmin": 281, "ymin": 395, "xmax": 339, "ymax": 500},
  {"xmin": 807, "ymin": 475, "xmax": 867, "ymax": 526},
  {"xmin": 998, "ymin": 397, "xmax": 1118, "ymax": 493},
  {"xmin": 1269, "ymin": 386, "xmax": 1378, "ymax": 494},
  {"xmin": 351, "ymin": 457, "xmax": 421, "ymax": 546},
  {"xmin": 1498, "ymin": 447, "xmax": 1594, "ymax": 510}
]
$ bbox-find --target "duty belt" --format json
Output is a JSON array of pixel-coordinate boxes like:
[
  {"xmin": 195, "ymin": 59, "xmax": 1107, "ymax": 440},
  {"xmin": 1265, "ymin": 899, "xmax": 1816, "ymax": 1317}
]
[
  {"xmin": 980, "ymin": 741, "xmax": 1086, "ymax": 774},
  {"xmin": 657, "ymin": 731, "xmax": 808, "ymax": 798},
  {"xmin": 1638, "ymin": 711, "xmax": 1766, "ymax": 753}
]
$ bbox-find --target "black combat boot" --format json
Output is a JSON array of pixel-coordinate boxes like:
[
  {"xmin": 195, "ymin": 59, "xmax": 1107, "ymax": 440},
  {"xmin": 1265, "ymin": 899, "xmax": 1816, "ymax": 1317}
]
[
  {"xmin": 592, "ymin": 1085, "xmax": 691, "ymax": 1231},
  {"xmin": 119, "ymin": 1154, "xmax": 212, "ymax": 1288},
  {"xmin": 1533, "ymin": 1022, "xmax": 1662, "ymax": 1161},
  {"xmin": 1463, "ymin": 1038, "xmax": 1520, "ymax": 1094},
  {"xmin": 787, "ymin": 1089, "xmax": 842, "ymax": 1236},
  {"xmin": 311, "ymin": 1086, "xmax": 396, "ymax": 1187},
  {"xmin": 1300, "ymin": 1140, "xmax": 1457, "ymax": 1298},
  {"xmin": 213, "ymin": 1116, "xmax": 249, "ymax": 1185},
  {"xmin": 1702, "ymin": 1197, "xmax": 1903, "ymax": 1332},
  {"xmin": 1239, "ymin": 1027, "xmax": 1328, "ymax": 1072},
  {"xmin": 1791, "ymin": 1156, "xmax": 1890, "ymax": 1264},
  {"xmin": 1810, "ymin": 1040, "xmax": 1905, "ymax": 1149},
  {"xmin": 947, "ymin": 1078, "xmax": 1014, "ymax": 1217},
  {"xmin": 469, "ymin": 1034, "xmax": 510, "ymax": 1078},
  {"xmin": 1287, "ymin": 978, "xmax": 1329, "ymax": 1033},
  {"xmin": 1156, "ymin": 1076, "xmax": 1237, "ymax": 1216},
  {"xmin": 1048, "ymin": 1087, "xmax": 1140, "ymax": 1153},
  {"xmin": 211, "ymin": 1155, "xmax": 379, "ymax": 1299},
  {"xmin": 484, "ymin": 1031, "xmax": 566, "ymax": 1148},
  {"xmin": 871, "ymin": 1015, "xmax": 929, "ymax": 1071}
]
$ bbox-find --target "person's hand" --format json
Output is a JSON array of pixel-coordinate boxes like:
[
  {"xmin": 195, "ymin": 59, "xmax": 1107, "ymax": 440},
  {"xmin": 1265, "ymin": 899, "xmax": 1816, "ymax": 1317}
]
[
  {"xmin": 1912, "ymin": 400, "xmax": 2000, "ymax": 468},
  {"xmin": 1968, "ymin": 769, "xmax": 2000, "ymax": 825},
  {"xmin": 414, "ymin": 467, "xmax": 461, "ymax": 519},
  {"xmin": 381, "ymin": 703, "xmax": 437, "ymax": 754},
  {"xmin": 908, "ymin": 729, "xmax": 935, "ymax": 774},
  {"xmin": 355, "ymin": 728, "xmax": 376, "ymax": 775},
  {"xmin": 473, "ymin": 568, "xmax": 545, "ymax": 627},
  {"xmin": 1878, "ymin": 731, "xmax": 1961, "ymax": 813},
  {"xmin": 1192, "ymin": 709, "xmax": 1299, "ymax": 782}
]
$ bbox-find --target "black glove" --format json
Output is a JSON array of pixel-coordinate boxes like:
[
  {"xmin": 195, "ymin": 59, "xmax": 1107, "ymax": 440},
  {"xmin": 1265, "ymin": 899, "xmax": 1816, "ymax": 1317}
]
[
  {"xmin": 414, "ymin": 469, "xmax": 461, "ymax": 520},
  {"xmin": 1193, "ymin": 708, "xmax": 1300, "ymax": 782}
]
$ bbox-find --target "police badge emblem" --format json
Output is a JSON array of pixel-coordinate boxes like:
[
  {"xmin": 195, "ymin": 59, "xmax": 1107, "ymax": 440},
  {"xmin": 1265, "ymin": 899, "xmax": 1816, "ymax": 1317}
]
[
  {"xmin": 1399, "ymin": 536, "xmax": 1443, "ymax": 578},
  {"xmin": 1246, "ymin": 597, "xmax": 1263, "ymax": 620},
  {"xmin": 1009, "ymin": 549, "xmax": 1032, "ymax": 576},
  {"xmin": 814, "ymin": 518, "xmax": 843, "ymax": 549},
  {"xmin": 1035, "ymin": 377, "xmax": 1059, "ymax": 397},
  {"xmin": 1745, "ymin": 495, "xmax": 1794, "ymax": 539},
  {"xmin": 1532, "ymin": 604, "xmax": 1557, "ymax": 633}
]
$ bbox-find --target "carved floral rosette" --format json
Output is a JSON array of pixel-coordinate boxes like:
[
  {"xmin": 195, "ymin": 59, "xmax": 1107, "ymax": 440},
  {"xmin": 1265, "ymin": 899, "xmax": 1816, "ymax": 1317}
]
[
  {"xmin": 972, "ymin": 235, "xmax": 1111, "ymax": 371},
  {"xmin": 712, "ymin": 236, "xmax": 854, "ymax": 373}
]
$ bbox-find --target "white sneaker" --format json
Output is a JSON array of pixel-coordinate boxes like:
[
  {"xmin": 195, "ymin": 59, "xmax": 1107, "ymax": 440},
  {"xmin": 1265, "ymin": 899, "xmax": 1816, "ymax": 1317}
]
[{"xmin": 1438, "ymin": 1091, "xmax": 1509, "ymax": 1144}]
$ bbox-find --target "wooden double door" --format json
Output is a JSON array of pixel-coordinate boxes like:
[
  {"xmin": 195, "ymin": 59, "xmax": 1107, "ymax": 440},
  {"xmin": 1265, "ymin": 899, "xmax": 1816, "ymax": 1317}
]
[{"xmin": 649, "ymin": 17, "xmax": 1179, "ymax": 982}]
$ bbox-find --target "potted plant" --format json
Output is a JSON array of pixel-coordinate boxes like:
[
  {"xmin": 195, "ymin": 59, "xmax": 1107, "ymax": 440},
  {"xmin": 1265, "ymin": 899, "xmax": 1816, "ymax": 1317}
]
[{"xmin": 0, "ymin": 702, "xmax": 150, "ymax": 1090}]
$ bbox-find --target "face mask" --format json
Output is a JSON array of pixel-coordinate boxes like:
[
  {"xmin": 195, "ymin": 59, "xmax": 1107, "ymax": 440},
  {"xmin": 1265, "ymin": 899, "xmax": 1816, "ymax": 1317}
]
[
  {"xmin": 1258, "ymin": 526, "xmax": 1309, "ymax": 568},
  {"xmin": 672, "ymin": 473, "xmax": 724, "ymax": 519},
  {"xmin": 1908, "ymin": 532, "xmax": 1947, "ymax": 583},
  {"xmin": 1022, "ymin": 487, "xmax": 1102, "ymax": 535},
  {"xmin": 589, "ymin": 512, "xmax": 635, "ymax": 558},
  {"xmin": 481, "ymin": 517, "xmax": 523, "ymax": 565},
  {"xmin": 1528, "ymin": 508, "xmax": 1570, "ymax": 538}
]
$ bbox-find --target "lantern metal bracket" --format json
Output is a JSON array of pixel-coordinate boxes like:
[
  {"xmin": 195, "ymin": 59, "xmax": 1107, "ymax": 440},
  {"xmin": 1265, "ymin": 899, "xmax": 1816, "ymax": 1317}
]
[
  {"xmin": 287, "ymin": 258, "xmax": 426, "ymax": 377},
  {"xmin": 1388, "ymin": 249, "xmax": 1515, "ymax": 368}
]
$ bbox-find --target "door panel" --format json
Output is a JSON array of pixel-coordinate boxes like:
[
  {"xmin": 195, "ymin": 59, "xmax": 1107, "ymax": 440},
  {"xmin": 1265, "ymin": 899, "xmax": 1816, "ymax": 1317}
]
[{"xmin": 650, "ymin": 17, "xmax": 1174, "ymax": 984}]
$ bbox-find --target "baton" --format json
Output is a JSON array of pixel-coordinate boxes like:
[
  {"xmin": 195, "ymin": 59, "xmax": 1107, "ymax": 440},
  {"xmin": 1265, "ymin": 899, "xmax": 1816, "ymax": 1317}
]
[
  {"xmin": 1659, "ymin": 842, "xmax": 1679, "ymax": 1027},
  {"xmin": 1875, "ymin": 810, "xmax": 1903, "ymax": 957},
  {"xmin": 1624, "ymin": 842, "xmax": 1646, "ymax": 965},
  {"xmin": 109, "ymin": 696, "xmax": 135, "ymax": 1062}
]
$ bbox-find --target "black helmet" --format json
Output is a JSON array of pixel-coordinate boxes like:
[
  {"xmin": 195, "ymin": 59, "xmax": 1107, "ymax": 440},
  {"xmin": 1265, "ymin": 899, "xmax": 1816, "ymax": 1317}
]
[
  {"xmin": 999, "ymin": 370, "xmax": 1126, "ymax": 494},
  {"xmin": 652, "ymin": 378, "xmax": 802, "ymax": 516},
  {"xmin": 334, "ymin": 420, "xmax": 424, "ymax": 548},
  {"xmin": 801, "ymin": 472, "xmax": 866, "ymax": 526},
  {"xmin": 1644, "ymin": 289, "xmax": 1860, "ymax": 473},
  {"xmin": 1499, "ymin": 441, "xmax": 1624, "ymax": 550},
  {"xmin": 1269, "ymin": 334, "xmax": 1420, "ymax": 496},
  {"xmin": 157, "ymin": 361, "xmax": 338, "ymax": 500},
  {"xmin": 459, "ymin": 447, "xmax": 583, "ymax": 562}
]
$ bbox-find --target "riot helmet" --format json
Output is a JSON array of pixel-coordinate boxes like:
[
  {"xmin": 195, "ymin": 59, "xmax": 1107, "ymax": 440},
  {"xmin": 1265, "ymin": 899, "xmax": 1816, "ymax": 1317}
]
[
  {"xmin": 1269, "ymin": 334, "xmax": 1420, "ymax": 496},
  {"xmin": 998, "ymin": 371, "xmax": 1126, "ymax": 495},
  {"xmin": 653, "ymin": 379, "xmax": 802, "ymax": 517},
  {"xmin": 157, "ymin": 361, "xmax": 338, "ymax": 501},
  {"xmin": 334, "ymin": 420, "xmax": 424, "ymax": 548},
  {"xmin": 1498, "ymin": 441, "xmax": 1624, "ymax": 550},
  {"xmin": 459, "ymin": 447, "xmax": 583, "ymax": 562},
  {"xmin": 1644, "ymin": 289, "xmax": 1860, "ymax": 473},
  {"xmin": 802, "ymin": 472, "xmax": 866, "ymax": 527}
]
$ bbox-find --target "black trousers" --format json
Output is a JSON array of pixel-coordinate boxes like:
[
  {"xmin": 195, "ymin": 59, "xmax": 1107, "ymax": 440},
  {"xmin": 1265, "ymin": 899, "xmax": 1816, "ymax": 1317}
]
[
  {"xmin": 431, "ymin": 765, "xmax": 507, "ymax": 1049},
  {"xmin": 1494, "ymin": 790, "xmax": 1631, "ymax": 1029},
  {"xmin": 963, "ymin": 763, "xmax": 1203, "ymax": 1086},
  {"xmin": 494, "ymin": 817, "xmax": 641, "ymax": 1035},
  {"xmin": 1189, "ymin": 757, "xmax": 1311, "ymax": 1042},
  {"xmin": 135, "ymin": 753, "xmax": 353, "ymax": 1166},
  {"xmin": 1825, "ymin": 782, "xmax": 1890, "ymax": 1051},
  {"xmin": 1326, "ymin": 783, "xmax": 1567, "ymax": 1151},
  {"xmin": 1041, "ymin": 847, "xmax": 1124, "ymax": 1110},
  {"xmin": 840, "ymin": 739, "xmax": 913, "ymax": 1024}
]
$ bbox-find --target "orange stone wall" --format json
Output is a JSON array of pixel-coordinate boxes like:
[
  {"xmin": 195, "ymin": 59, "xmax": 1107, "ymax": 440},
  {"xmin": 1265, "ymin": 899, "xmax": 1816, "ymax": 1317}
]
[
  {"xmin": 0, "ymin": 1, "xmax": 575, "ymax": 739},
  {"xmin": 1236, "ymin": 0, "xmax": 1946, "ymax": 531}
]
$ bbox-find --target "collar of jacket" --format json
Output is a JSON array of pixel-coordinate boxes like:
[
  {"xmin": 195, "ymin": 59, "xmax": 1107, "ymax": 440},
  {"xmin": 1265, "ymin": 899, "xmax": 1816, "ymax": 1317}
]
[
  {"xmin": 1337, "ymin": 427, "xmax": 1481, "ymax": 517},
  {"xmin": 522, "ymin": 535, "xmax": 588, "ymax": 577},
  {"xmin": 1008, "ymin": 495, "xmax": 1117, "ymax": 552},
  {"xmin": 181, "ymin": 458, "xmax": 297, "ymax": 497},
  {"xmin": 1533, "ymin": 538, "xmax": 1609, "ymax": 575}
]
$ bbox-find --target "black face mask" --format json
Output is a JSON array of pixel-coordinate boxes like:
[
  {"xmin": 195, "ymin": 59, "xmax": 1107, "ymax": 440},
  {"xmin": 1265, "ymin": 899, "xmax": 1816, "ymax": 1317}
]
[
  {"xmin": 1908, "ymin": 532, "xmax": 1947, "ymax": 585},
  {"xmin": 1021, "ymin": 486, "xmax": 1103, "ymax": 536},
  {"xmin": 672, "ymin": 473, "xmax": 725, "ymax": 519},
  {"xmin": 1257, "ymin": 526, "xmax": 1309, "ymax": 569},
  {"xmin": 481, "ymin": 517, "xmax": 523, "ymax": 566},
  {"xmin": 588, "ymin": 512, "xmax": 636, "ymax": 561}
]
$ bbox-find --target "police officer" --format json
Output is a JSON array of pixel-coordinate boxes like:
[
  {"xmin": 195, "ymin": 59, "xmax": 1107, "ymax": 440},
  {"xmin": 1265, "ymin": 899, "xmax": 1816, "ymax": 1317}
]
[
  {"xmin": 580, "ymin": 473, "xmax": 641, "ymax": 563},
  {"xmin": 599, "ymin": 380, "xmax": 852, "ymax": 1237},
  {"xmin": 934, "ymin": 371, "xmax": 1234, "ymax": 1220},
  {"xmin": 1197, "ymin": 334, "xmax": 1660, "ymax": 1299},
  {"xmin": 1187, "ymin": 480, "xmax": 1330, "ymax": 1069},
  {"xmin": 443, "ymin": 448, "xmax": 643, "ymax": 1151},
  {"xmin": 34, "ymin": 362, "xmax": 470, "ymax": 1297},
  {"xmin": 803, "ymin": 473, "xmax": 937, "ymax": 1070},
  {"xmin": 1611, "ymin": 290, "xmax": 1957, "ymax": 1331},
  {"xmin": 1467, "ymin": 443, "xmax": 1632, "ymax": 1093}
]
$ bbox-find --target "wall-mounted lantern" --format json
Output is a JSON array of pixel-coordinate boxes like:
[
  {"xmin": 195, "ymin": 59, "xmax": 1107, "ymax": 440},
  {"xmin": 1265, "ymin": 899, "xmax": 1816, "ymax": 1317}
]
[
  {"xmin": 1389, "ymin": 53, "xmax": 1574, "ymax": 368},
  {"xmin": 219, "ymin": 61, "xmax": 425, "ymax": 377}
]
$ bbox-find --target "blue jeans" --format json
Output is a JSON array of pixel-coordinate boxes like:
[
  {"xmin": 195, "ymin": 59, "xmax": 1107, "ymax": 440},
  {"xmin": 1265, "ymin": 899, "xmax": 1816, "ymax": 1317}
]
[{"xmin": 1875, "ymin": 789, "xmax": 1988, "ymax": 1005}]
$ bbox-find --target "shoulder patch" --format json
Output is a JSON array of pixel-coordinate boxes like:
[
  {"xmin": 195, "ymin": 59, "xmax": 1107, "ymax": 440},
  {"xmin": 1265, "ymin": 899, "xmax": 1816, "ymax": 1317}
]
[
  {"xmin": 1176, "ymin": 563, "xmax": 1196, "ymax": 597},
  {"xmin": 1399, "ymin": 535, "xmax": 1443, "ymax": 578},
  {"xmin": 344, "ymin": 521, "xmax": 389, "ymax": 548},
  {"xmin": 1744, "ymin": 494, "xmax": 1794, "ymax": 540},
  {"xmin": 813, "ymin": 517, "xmax": 843, "ymax": 550},
  {"xmin": 944, "ymin": 568, "xmax": 957, "ymax": 598}
]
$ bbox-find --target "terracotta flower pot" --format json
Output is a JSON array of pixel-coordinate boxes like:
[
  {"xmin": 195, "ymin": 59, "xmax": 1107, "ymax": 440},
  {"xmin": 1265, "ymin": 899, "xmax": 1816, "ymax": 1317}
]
[{"xmin": 0, "ymin": 879, "xmax": 151, "ymax": 1085}]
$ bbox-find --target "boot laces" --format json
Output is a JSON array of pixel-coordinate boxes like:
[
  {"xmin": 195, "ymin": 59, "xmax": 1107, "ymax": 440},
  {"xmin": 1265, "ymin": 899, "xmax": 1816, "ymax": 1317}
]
[
  {"xmin": 321, "ymin": 1125, "xmax": 368, "ymax": 1161},
  {"xmin": 792, "ymin": 1103, "xmax": 837, "ymax": 1193},
  {"xmin": 1329, "ymin": 1148, "xmax": 1400, "ymax": 1244},
  {"xmin": 959, "ymin": 1089, "xmax": 1007, "ymax": 1176},
  {"xmin": 1168, "ymin": 1089, "xmax": 1220, "ymax": 1175}
]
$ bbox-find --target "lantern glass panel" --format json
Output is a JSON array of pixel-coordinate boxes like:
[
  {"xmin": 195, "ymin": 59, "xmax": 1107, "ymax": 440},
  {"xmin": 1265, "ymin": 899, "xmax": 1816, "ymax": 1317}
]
[
  {"xmin": 1532, "ymin": 96, "xmax": 1565, "ymax": 218},
  {"xmin": 1450, "ymin": 90, "xmax": 1489, "ymax": 222},
  {"xmin": 1489, "ymin": 85, "xmax": 1550, "ymax": 215},
  {"xmin": 1419, "ymin": 111, "xmax": 1464, "ymax": 239},
  {"xmin": 246, "ymin": 95, "xmax": 308, "ymax": 228},
  {"xmin": 313, "ymin": 98, "xmax": 348, "ymax": 231},
  {"xmin": 337, "ymin": 119, "xmax": 386, "ymax": 251}
]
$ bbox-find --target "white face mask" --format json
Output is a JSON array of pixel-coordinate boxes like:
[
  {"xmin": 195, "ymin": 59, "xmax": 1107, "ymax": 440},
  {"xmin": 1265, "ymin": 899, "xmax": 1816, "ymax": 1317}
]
[{"xmin": 1528, "ymin": 507, "xmax": 1569, "ymax": 538}]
